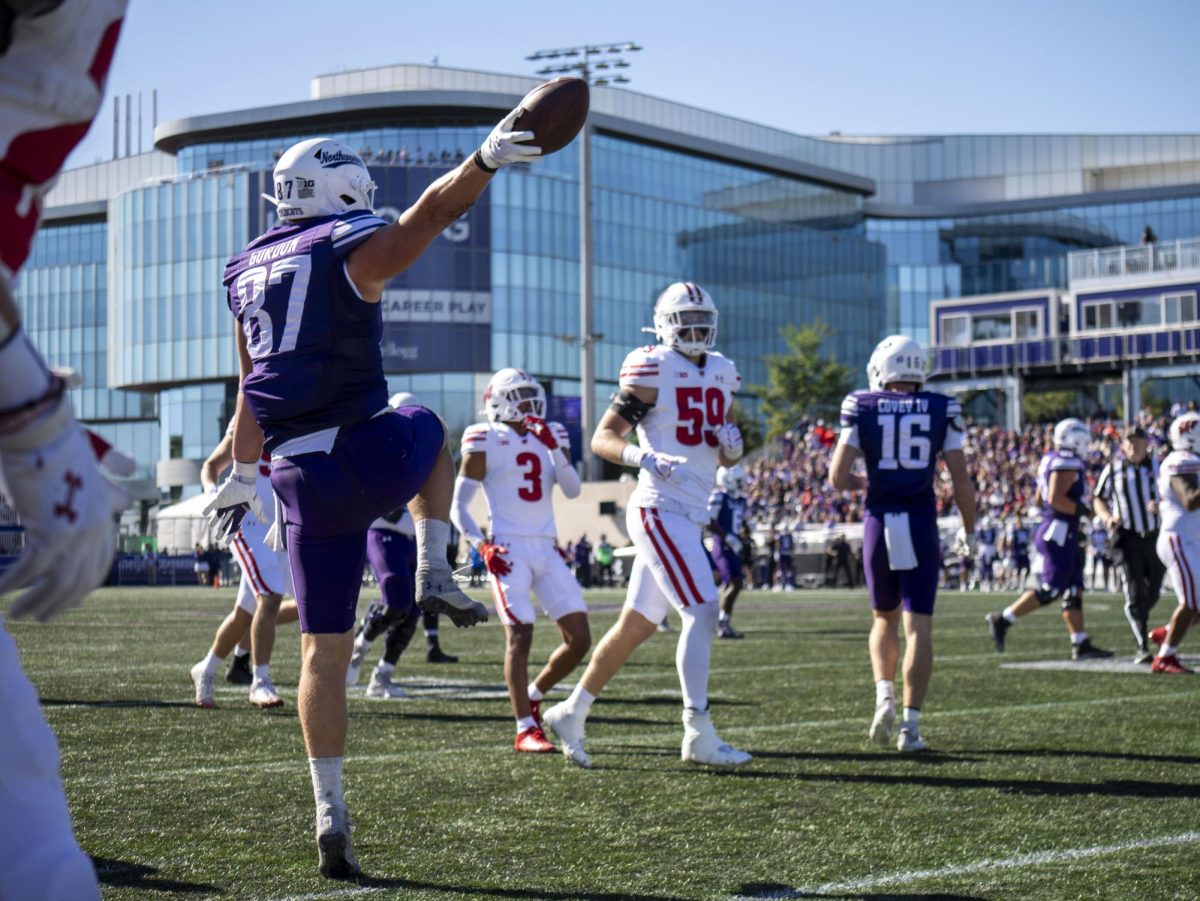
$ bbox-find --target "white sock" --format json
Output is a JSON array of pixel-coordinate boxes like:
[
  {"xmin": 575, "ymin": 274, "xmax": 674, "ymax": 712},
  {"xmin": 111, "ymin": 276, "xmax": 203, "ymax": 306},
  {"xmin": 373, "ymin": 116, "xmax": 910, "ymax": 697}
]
[
  {"xmin": 1001, "ymin": 608, "xmax": 1018, "ymax": 623},
  {"xmin": 1161, "ymin": 644, "xmax": 1178, "ymax": 657},
  {"xmin": 253, "ymin": 664, "xmax": 270, "ymax": 683},
  {"xmin": 425, "ymin": 628, "xmax": 438, "ymax": 638},
  {"xmin": 719, "ymin": 611, "xmax": 730, "ymax": 625},
  {"xmin": 234, "ymin": 646, "xmax": 250, "ymax": 658},
  {"xmin": 375, "ymin": 661, "xmax": 395, "ymax": 676},
  {"xmin": 903, "ymin": 707, "xmax": 920, "ymax": 728},
  {"xmin": 677, "ymin": 602, "xmax": 718, "ymax": 711},
  {"xmin": 527, "ymin": 682, "xmax": 545, "ymax": 702},
  {"xmin": 517, "ymin": 716, "xmax": 537, "ymax": 732},
  {"xmin": 309, "ymin": 756, "xmax": 344, "ymax": 809},
  {"xmin": 566, "ymin": 684, "xmax": 595, "ymax": 718},
  {"xmin": 1071, "ymin": 631, "xmax": 1088, "ymax": 645},
  {"xmin": 875, "ymin": 679, "xmax": 895, "ymax": 707},
  {"xmin": 415, "ymin": 519, "xmax": 450, "ymax": 570},
  {"xmin": 201, "ymin": 651, "xmax": 222, "ymax": 678}
]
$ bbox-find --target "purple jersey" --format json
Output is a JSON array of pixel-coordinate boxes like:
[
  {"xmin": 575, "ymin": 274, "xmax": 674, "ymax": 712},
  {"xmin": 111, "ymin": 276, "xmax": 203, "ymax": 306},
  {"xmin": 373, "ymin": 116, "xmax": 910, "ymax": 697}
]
[
  {"xmin": 707, "ymin": 491, "xmax": 746, "ymax": 538},
  {"xmin": 1036, "ymin": 450, "xmax": 1086, "ymax": 524},
  {"xmin": 223, "ymin": 210, "xmax": 388, "ymax": 452},
  {"xmin": 839, "ymin": 390, "xmax": 964, "ymax": 515}
]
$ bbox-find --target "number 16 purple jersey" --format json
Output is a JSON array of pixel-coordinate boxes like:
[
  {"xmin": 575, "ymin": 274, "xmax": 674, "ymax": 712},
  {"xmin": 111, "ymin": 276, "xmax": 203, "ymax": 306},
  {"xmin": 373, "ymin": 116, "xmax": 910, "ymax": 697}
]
[
  {"xmin": 223, "ymin": 210, "xmax": 388, "ymax": 452},
  {"xmin": 839, "ymin": 390, "xmax": 964, "ymax": 515}
]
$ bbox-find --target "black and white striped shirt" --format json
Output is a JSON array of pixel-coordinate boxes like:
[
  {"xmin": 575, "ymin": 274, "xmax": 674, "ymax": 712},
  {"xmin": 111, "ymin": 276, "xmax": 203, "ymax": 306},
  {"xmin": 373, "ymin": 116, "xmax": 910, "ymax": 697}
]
[{"xmin": 1095, "ymin": 456, "xmax": 1160, "ymax": 534}]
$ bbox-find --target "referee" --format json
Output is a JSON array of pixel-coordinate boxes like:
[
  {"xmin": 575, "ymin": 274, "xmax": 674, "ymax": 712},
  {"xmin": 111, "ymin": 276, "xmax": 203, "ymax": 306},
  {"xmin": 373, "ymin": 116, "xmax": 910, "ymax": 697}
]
[{"xmin": 1094, "ymin": 425, "xmax": 1165, "ymax": 664}]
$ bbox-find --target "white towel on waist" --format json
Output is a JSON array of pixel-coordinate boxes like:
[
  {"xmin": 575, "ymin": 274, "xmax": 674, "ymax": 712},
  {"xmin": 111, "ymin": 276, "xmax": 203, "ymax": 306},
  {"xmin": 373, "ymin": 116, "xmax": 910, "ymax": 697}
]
[
  {"xmin": 1044, "ymin": 519, "xmax": 1069, "ymax": 547},
  {"xmin": 884, "ymin": 512, "xmax": 917, "ymax": 571}
]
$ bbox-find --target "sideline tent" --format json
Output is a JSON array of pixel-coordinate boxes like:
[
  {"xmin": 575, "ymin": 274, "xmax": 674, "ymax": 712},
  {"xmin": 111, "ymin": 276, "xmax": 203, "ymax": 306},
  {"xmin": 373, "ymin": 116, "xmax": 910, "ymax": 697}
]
[{"xmin": 155, "ymin": 492, "xmax": 215, "ymax": 553}]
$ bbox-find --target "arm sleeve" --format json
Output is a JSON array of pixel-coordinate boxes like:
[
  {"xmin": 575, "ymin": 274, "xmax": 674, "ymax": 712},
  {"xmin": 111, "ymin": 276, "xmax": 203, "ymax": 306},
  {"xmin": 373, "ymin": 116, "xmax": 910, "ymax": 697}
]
[
  {"xmin": 838, "ymin": 393, "xmax": 860, "ymax": 449},
  {"xmin": 451, "ymin": 477, "xmax": 486, "ymax": 548},
  {"xmin": 618, "ymin": 348, "xmax": 661, "ymax": 390}
]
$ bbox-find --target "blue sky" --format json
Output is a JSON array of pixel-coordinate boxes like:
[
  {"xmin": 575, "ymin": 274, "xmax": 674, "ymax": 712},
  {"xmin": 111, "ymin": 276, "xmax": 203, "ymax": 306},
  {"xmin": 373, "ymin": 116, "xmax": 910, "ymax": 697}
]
[{"xmin": 68, "ymin": 0, "xmax": 1200, "ymax": 168}]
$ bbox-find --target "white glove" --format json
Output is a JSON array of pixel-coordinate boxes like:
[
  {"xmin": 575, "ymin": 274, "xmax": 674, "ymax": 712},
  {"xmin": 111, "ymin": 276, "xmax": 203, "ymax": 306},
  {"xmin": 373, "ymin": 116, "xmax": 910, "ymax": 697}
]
[
  {"xmin": 955, "ymin": 527, "xmax": 977, "ymax": 557},
  {"xmin": 715, "ymin": 423, "xmax": 744, "ymax": 461},
  {"xmin": 640, "ymin": 452, "xmax": 688, "ymax": 482},
  {"xmin": 0, "ymin": 395, "xmax": 131, "ymax": 622},
  {"xmin": 202, "ymin": 460, "xmax": 265, "ymax": 545},
  {"xmin": 478, "ymin": 107, "xmax": 542, "ymax": 170}
]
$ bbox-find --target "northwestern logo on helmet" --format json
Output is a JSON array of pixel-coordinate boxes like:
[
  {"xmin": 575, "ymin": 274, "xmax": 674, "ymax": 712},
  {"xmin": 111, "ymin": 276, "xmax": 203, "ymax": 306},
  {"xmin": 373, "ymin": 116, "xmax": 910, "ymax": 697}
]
[{"xmin": 314, "ymin": 148, "xmax": 364, "ymax": 168}]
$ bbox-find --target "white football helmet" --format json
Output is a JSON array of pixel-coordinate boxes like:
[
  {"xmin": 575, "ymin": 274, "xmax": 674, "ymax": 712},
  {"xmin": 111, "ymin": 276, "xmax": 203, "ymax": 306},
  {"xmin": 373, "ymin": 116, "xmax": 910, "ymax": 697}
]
[
  {"xmin": 262, "ymin": 138, "xmax": 377, "ymax": 221},
  {"xmin": 1170, "ymin": 412, "xmax": 1200, "ymax": 454},
  {"xmin": 389, "ymin": 392, "xmax": 418, "ymax": 409},
  {"xmin": 716, "ymin": 464, "xmax": 747, "ymax": 497},
  {"xmin": 1052, "ymin": 417, "xmax": 1090, "ymax": 457},
  {"xmin": 867, "ymin": 335, "xmax": 926, "ymax": 391},
  {"xmin": 483, "ymin": 368, "xmax": 545, "ymax": 423},
  {"xmin": 647, "ymin": 282, "xmax": 718, "ymax": 355}
]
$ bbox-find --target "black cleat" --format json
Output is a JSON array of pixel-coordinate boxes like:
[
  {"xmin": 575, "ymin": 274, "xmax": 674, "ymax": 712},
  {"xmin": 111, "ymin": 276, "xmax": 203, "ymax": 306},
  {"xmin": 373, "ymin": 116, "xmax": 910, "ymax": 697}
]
[
  {"xmin": 986, "ymin": 612, "xmax": 1009, "ymax": 652},
  {"xmin": 426, "ymin": 645, "xmax": 458, "ymax": 664},
  {"xmin": 1072, "ymin": 639, "xmax": 1114, "ymax": 660},
  {"xmin": 226, "ymin": 654, "xmax": 252, "ymax": 685}
]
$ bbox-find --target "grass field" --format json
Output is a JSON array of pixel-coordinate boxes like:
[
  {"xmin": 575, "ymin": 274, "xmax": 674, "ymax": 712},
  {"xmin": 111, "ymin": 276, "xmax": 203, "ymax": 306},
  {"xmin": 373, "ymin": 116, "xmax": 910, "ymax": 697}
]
[{"xmin": 7, "ymin": 585, "xmax": 1200, "ymax": 900}]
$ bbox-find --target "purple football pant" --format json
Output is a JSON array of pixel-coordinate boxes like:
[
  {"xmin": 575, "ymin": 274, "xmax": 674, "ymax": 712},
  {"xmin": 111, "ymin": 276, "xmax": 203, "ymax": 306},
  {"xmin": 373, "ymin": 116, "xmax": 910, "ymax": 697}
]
[
  {"xmin": 863, "ymin": 509, "xmax": 941, "ymax": 615},
  {"xmin": 270, "ymin": 409, "xmax": 443, "ymax": 634},
  {"xmin": 1035, "ymin": 518, "xmax": 1083, "ymax": 593},
  {"xmin": 367, "ymin": 528, "xmax": 417, "ymax": 615},
  {"xmin": 713, "ymin": 540, "xmax": 743, "ymax": 586}
]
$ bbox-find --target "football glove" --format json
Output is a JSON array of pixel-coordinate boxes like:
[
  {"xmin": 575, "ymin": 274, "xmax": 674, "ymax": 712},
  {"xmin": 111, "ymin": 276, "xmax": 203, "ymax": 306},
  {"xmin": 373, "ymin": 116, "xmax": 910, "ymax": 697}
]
[
  {"xmin": 715, "ymin": 423, "xmax": 744, "ymax": 461},
  {"xmin": 955, "ymin": 527, "xmax": 977, "ymax": 558},
  {"xmin": 478, "ymin": 107, "xmax": 541, "ymax": 170},
  {"xmin": 0, "ymin": 392, "xmax": 131, "ymax": 622},
  {"xmin": 524, "ymin": 416, "xmax": 559, "ymax": 451},
  {"xmin": 479, "ymin": 541, "xmax": 512, "ymax": 577},
  {"xmin": 202, "ymin": 460, "xmax": 265, "ymax": 545},
  {"xmin": 640, "ymin": 451, "xmax": 688, "ymax": 483}
]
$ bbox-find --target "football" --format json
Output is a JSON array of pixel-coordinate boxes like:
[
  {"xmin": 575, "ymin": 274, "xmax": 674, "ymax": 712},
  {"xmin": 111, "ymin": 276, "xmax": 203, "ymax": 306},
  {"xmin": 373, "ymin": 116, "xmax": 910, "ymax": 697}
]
[{"xmin": 514, "ymin": 77, "xmax": 590, "ymax": 155}]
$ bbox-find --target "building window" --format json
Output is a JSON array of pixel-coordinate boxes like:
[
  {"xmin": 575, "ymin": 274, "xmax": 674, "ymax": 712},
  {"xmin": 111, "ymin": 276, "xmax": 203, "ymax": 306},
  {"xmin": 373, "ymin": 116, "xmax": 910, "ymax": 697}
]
[
  {"xmin": 1082, "ymin": 301, "xmax": 1114, "ymax": 331},
  {"xmin": 1014, "ymin": 309, "xmax": 1041, "ymax": 339},
  {"xmin": 941, "ymin": 314, "xmax": 969, "ymax": 346},
  {"xmin": 1164, "ymin": 292, "xmax": 1197, "ymax": 325},
  {"xmin": 971, "ymin": 313, "xmax": 1012, "ymax": 342}
]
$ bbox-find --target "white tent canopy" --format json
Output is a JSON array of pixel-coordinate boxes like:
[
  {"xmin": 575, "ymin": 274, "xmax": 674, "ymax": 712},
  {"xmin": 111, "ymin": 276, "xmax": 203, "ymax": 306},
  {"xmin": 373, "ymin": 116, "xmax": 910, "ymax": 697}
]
[{"xmin": 155, "ymin": 492, "xmax": 215, "ymax": 554}]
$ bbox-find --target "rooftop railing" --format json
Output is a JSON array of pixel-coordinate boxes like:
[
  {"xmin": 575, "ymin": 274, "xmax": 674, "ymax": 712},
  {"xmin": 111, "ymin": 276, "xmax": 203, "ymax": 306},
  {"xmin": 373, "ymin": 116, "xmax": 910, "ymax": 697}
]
[{"xmin": 1069, "ymin": 237, "xmax": 1200, "ymax": 285}]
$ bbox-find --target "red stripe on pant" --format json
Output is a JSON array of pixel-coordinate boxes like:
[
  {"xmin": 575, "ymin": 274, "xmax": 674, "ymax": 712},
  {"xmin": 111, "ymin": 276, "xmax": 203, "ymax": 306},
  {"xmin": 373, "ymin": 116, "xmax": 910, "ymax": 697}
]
[
  {"xmin": 650, "ymin": 509, "xmax": 706, "ymax": 606},
  {"xmin": 639, "ymin": 508, "xmax": 692, "ymax": 607},
  {"xmin": 489, "ymin": 572, "xmax": 523, "ymax": 624},
  {"xmin": 1171, "ymin": 536, "xmax": 1198, "ymax": 610},
  {"xmin": 233, "ymin": 533, "xmax": 269, "ymax": 596}
]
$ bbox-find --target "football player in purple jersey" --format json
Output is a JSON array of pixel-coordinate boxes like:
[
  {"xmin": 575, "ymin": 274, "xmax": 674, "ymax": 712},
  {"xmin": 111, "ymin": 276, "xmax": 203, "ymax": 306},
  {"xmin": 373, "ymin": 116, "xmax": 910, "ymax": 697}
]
[
  {"xmin": 203, "ymin": 108, "xmax": 541, "ymax": 879},
  {"xmin": 985, "ymin": 418, "xmax": 1113, "ymax": 661},
  {"xmin": 830, "ymin": 336, "xmax": 976, "ymax": 752}
]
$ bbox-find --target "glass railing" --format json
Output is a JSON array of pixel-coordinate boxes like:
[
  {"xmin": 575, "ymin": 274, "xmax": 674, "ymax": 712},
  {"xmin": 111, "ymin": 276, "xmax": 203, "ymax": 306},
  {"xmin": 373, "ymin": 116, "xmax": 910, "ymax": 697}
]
[{"xmin": 1069, "ymin": 237, "xmax": 1200, "ymax": 283}]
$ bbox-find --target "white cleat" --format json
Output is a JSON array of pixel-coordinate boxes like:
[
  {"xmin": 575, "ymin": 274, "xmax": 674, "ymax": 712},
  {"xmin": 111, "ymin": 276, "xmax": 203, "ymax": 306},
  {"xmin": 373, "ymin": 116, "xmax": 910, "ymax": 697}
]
[
  {"xmin": 897, "ymin": 725, "xmax": 929, "ymax": 753},
  {"xmin": 345, "ymin": 641, "xmax": 369, "ymax": 687},
  {"xmin": 190, "ymin": 661, "xmax": 215, "ymax": 709},
  {"xmin": 869, "ymin": 703, "xmax": 896, "ymax": 746},
  {"xmin": 416, "ymin": 566, "xmax": 489, "ymax": 628},
  {"xmin": 249, "ymin": 678, "xmax": 284, "ymax": 709},
  {"xmin": 543, "ymin": 702, "xmax": 593, "ymax": 769},
  {"xmin": 682, "ymin": 708, "xmax": 752, "ymax": 767},
  {"xmin": 365, "ymin": 670, "xmax": 408, "ymax": 700}
]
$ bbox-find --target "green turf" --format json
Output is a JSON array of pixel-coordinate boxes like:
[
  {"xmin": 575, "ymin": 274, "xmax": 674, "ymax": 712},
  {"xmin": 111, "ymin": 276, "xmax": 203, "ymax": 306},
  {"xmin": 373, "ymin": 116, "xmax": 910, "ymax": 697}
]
[{"xmin": 6, "ymin": 586, "xmax": 1200, "ymax": 900}]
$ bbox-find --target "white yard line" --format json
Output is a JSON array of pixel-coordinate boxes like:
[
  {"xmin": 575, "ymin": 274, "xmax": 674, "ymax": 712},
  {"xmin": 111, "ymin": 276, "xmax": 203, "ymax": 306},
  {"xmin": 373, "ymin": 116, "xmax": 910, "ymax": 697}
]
[{"xmin": 732, "ymin": 830, "xmax": 1200, "ymax": 899}]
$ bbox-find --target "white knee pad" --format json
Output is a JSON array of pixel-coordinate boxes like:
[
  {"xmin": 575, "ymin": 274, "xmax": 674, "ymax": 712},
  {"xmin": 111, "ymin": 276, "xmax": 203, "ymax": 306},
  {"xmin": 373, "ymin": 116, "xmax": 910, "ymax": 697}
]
[{"xmin": 675, "ymin": 602, "xmax": 719, "ymax": 711}]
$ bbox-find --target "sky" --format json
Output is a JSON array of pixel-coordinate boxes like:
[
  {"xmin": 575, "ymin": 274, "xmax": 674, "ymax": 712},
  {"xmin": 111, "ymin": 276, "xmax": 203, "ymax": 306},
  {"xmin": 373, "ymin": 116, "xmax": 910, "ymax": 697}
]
[{"xmin": 68, "ymin": 0, "xmax": 1200, "ymax": 169}]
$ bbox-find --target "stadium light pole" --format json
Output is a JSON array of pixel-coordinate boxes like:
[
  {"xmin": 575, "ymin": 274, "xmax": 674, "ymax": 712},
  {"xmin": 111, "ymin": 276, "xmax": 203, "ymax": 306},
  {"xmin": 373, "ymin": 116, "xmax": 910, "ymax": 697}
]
[{"xmin": 526, "ymin": 42, "xmax": 640, "ymax": 481}]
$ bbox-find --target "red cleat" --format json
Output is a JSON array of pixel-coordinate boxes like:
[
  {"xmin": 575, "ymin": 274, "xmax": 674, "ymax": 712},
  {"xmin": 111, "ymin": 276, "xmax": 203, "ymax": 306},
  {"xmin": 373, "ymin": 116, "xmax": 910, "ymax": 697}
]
[
  {"xmin": 1151, "ymin": 654, "xmax": 1194, "ymax": 675},
  {"xmin": 515, "ymin": 726, "xmax": 557, "ymax": 753},
  {"xmin": 529, "ymin": 698, "xmax": 542, "ymax": 729},
  {"xmin": 1150, "ymin": 626, "xmax": 1168, "ymax": 647}
]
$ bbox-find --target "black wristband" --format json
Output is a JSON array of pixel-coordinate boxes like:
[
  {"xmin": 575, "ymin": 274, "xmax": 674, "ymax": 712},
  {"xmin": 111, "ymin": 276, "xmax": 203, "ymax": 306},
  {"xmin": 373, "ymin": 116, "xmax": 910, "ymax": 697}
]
[{"xmin": 472, "ymin": 148, "xmax": 497, "ymax": 174}]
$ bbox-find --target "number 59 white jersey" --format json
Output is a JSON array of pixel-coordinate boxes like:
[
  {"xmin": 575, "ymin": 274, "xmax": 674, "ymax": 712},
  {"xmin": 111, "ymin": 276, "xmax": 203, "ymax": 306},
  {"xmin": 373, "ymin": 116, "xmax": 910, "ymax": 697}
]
[
  {"xmin": 619, "ymin": 344, "xmax": 740, "ymax": 516},
  {"xmin": 461, "ymin": 420, "xmax": 572, "ymax": 539}
]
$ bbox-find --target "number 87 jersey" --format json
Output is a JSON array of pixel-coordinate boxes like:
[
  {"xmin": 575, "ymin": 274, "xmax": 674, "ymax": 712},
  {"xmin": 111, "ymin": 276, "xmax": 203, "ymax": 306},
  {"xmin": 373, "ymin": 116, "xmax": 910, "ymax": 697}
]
[
  {"xmin": 839, "ymin": 389, "xmax": 963, "ymax": 515},
  {"xmin": 620, "ymin": 344, "xmax": 741, "ymax": 515}
]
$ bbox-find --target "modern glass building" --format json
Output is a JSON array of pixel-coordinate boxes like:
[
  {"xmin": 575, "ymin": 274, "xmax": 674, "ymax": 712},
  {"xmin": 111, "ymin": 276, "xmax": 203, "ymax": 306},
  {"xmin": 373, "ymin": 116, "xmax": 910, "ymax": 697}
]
[{"xmin": 25, "ymin": 63, "xmax": 1200, "ymax": 511}]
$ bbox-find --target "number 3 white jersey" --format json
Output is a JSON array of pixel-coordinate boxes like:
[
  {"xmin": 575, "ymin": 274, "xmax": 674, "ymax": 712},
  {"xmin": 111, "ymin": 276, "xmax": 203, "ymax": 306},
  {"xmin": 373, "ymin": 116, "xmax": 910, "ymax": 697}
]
[
  {"xmin": 619, "ymin": 344, "xmax": 741, "ymax": 517},
  {"xmin": 461, "ymin": 420, "xmax": 572, "ymax": 539},
  {"xmin": 1158, "ymin": 450, "xmax": 1200, "ymax": 539}
]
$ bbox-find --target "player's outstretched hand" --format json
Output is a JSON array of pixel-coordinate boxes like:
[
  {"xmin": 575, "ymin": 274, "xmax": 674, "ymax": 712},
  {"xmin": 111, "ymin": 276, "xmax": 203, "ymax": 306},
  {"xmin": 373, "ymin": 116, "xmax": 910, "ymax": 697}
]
[
  {"xmin": 202, "ymin": 461, "xmax": 265, "ymax": 545},
  {"xmin": 478, "ymin": 107, "xmax": 541, "ymax": 170},
  {"xmin": 954, "ymin": 526, "xmax": 977, "ymax": 558},
  {"xmin": 0, "ymin": 392, "xmax": 131, "ymax": 622},
  {"xmin": 640, "ymin": 452, "xmax": 688, "ymax": 482},
  {"xmin": 524, "ymin": 416, "xmax": 559, "ymax": 451},
  {"xmin": 479, "ymin": 541, "xmax": 512, "ymax": 577},
  {"xmin": 715, "ymin": 423, "xmax": 744, "ymax": 461}
]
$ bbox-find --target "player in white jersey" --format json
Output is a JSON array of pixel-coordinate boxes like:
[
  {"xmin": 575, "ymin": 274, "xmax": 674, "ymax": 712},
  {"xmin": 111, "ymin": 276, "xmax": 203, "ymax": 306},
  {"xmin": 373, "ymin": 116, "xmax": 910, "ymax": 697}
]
[
  {"xmin": 452, "ymin": 369, "xmax": 589, "ymax": 752},
  {"xmin": 543, "ymin": 282, "xmax": 752, "ymax": 768},
  {"xmin": 190, "ymin": 425, "xmax": 298, "ymax": 708},
  {"xmin": 1150, "ymin": 412, "xmax": 1200, "ymax": 673}
]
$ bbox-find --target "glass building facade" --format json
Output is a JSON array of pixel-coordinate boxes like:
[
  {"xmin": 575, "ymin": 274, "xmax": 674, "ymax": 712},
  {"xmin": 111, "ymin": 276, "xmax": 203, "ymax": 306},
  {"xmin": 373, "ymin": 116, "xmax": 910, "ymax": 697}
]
[{"xmin": 23, "ymin": 64, "xmax": 1200, "ymax": 506}]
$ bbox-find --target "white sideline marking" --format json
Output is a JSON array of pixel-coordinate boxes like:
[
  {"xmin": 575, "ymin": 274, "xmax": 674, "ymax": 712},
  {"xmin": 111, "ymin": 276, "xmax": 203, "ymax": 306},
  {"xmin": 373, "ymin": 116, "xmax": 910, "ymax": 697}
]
[
  {"xmin": 732, "ymin": 830, "xmax": 1200, "ymax": 899},
  {"xmin": 1002, "ymin": 653, "xmax": 1198, "ymax": 674},
  {"xmin": 268, "ymin": 889, "xmax": 383, "ymax": 901}
]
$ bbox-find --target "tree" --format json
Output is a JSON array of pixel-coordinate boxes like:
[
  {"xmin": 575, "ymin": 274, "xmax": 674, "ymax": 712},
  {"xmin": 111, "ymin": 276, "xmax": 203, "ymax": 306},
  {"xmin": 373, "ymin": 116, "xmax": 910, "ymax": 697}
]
[
  {"xmin": 1022, "ymin": 389, "xmax": 1075, "ymax": 423},
  {"xmin": 754, "ymin": 322, "xmax": 854, "ymax": 440}
]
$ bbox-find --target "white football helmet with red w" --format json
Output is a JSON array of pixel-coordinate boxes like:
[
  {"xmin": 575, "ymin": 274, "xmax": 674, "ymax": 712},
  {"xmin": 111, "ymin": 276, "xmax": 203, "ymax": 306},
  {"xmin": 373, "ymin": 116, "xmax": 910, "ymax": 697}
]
[
  {"xmin": 1170, "ymin": 412, "xmax": 1200, "ymax": 454},
  {"xmin": 483, "ymin": 368, "xmax": 545, "ymax": 423},
  {"xmin": 648, "ymin": 282, "xmax": 718, "ymax": 355}
]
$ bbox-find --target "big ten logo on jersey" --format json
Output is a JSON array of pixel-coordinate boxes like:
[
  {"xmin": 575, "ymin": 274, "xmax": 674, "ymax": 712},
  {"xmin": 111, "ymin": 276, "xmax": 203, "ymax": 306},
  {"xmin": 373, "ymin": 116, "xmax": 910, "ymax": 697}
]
[
  {"xmin": 676, "ymin": 386, "xmax": 725, "ymax": 448},
  {"xmin": 874, "ymin": 396, "xmax": 933, "ymax": 472},
  {"xmin": 375, "ymin": 205, "xmax": 470, "ymax": 243}
]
